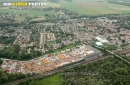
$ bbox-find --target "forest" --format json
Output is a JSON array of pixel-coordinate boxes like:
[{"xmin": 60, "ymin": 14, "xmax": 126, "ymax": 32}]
[{"xmin": 61, "ymin": 57, "xmax": 130, "ymax": 85}]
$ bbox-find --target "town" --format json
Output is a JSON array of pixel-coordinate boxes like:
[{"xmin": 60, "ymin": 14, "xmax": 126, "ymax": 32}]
[
  {"xmin": 1, "ymin": 45, "xmax": 101, "ymax": 74},
  {"xmin": 0, "ymin": 0, "xmax": 130, "ymax": 85},
  {"xmin": 0, "ymin": 9, "xmax": 130, "ymax": 73}
]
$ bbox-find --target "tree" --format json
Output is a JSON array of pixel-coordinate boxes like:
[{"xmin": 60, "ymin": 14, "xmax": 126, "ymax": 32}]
[
  {"xmin": 122, "ymin": 40, "xmax": 125, "ymax": 43},
  {"xmin": 0, "ymin": 59, "xmax": 3, "ymax": 65}
]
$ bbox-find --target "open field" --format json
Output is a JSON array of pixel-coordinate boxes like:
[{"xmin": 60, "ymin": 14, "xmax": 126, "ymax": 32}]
[
  {"xmin": 14, "ymin": 16, "xmax": 26, "ymax": 21},
  {"xmin": 0, "ymin": 0, "xmax": 130, "ymax": 16},
  {"xmin": 30, "ymin": 17, "xmax": 45, "ymax": 21},
  {"xmin": 59, "ymin": 0, "xmax": 130, "ymax": 15},
  {"xmin": 0, "ymin": 7, "xmax": 57, "ymax": 17},
  {"xmin": 79, "ymin": 27, "xmax": 87, "ymax": 31},
  {"xmin": 31, "ymin": 74, "xmax": 61, "ymax": 85},
  {"xmin": 46, "ymin": 2, "xmax": 61, "ymax": 7}
]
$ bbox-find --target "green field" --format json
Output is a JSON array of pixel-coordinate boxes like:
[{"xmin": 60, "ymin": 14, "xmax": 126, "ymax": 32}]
[
  {"xmin": 19, "ymin": 74, "xmax": 62, "ymax": 85},
  {"xmin": 14, "ymin": 16, "xmax": 26, "ymax": 21},
  {"xmin": 46, "ymin": 2, "xmax": 61, "ymax": 7},
  {"xmin": 79, "ymin": 27, "xmax": 87, "ymax": 31},
  {"xmin": 59, "ymin": 0, "xmax": 130, "ymax": 15},
  {"xmin": 0, "ymin": 0, "xmax": 130, "ymax": 16},
  {"xmin": 0, "ymin": 7, "xmax": 57, "ymax": 17},
  {"xmin": 34, "ymin": 74, "xmax": 61, "ymax": 85},
  {"xmin": 30, "ymin": 17, "xmax": 45, "ymax": 21}
]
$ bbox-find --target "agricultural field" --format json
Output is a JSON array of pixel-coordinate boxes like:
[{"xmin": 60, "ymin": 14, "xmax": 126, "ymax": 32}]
[
  {"xmin": 59, "ymin": 0, "xmax": 130, "ymax": 15},
  {"xmin": 30, "ymin": 17, "xmax": 45, "ymax": 21},
  {"xmin": 0, "ymin": 7, "xmax": 57, "ymax": 17},
  {"xmin": 14, "ymin": 16, "xmax": 26, "ymax": 21},
  {"xmin": 0, "ymin": 0, "xmax": 130, "ymax": 16},
  {"xmin": 46, "ymin": 2, "xmax": 61, "ymax": 7}
]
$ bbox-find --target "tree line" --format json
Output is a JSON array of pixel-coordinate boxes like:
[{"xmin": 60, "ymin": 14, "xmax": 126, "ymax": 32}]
[{"xmin": 0, "ymin": 44, "xmax": 42, "ymax": 60}]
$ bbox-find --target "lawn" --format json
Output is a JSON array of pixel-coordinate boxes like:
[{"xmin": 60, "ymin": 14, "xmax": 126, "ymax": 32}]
[
  {"xmin": 53, "ymin": 44, "xmax": 75, "ymax": 53},
  {"xmin": 102, "ymin": 43, "xmax": 118, "ymax": 51},
  {"xmin": 33, "ymin": 74, "xmax": 61, "ymax": 85},
  {"xmin": 79, "ymin": 27, "xmax": 87, "ymax": 31},
  {"xmin": 43, "ymin": 42, "xmax": 81, "ymax": 55}
]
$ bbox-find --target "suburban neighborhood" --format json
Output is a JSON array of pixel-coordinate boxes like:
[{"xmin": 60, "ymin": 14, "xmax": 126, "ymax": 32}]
[{"xmin": 0, "ymin": 0, "xmax": 130, "ymax": 84}]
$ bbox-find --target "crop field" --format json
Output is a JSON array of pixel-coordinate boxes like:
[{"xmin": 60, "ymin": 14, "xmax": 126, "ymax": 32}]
[
  {"xmin": 0, "ymin": 7, "xmax": 57, "ymax": 17},
  {"xmin": 14, "ymin": 16, "xmax": 26, "ymax": 21},
  {"xmin": 46, "ymin": 2, "xmax": 61, "ymax": 7},
  {"xmin": 59, "ymin": 0, "xmax": 130, "ymax": 15},
  {"xmin": 0, "ymin": 0, "xmax": 130, "ymax": 16},
  {"xmin": 30, "ymin": 17, "xmax": 45, "ymax": 21}
]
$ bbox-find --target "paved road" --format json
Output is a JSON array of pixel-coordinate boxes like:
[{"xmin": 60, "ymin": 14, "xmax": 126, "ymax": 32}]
[
  {"xmin": 115, "ymin": 54, "xmax": 130, "ymax": 64},
  {"xmin": 94, "ymin": 46, "xmax": 130, "ymax": 65},
  {"xmin": 106, "ymin": 50, "xmax": 130, "ymax": 65},
  {"xmin": 3, "ymin": 55, "xmax": 110, "ymax": 85}
]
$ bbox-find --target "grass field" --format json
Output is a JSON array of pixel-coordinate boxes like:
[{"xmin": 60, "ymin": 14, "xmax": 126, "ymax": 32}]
[
  {"xmin": 30, "ymin": 17, "xmax": 45, "ymax": 21},
  {"xmin": 0, "ymin": 0, "xmax": 130, "ymax": 16},
  {"xmin": 33, "ymin": 74, "xmax": 61, "ymax": 85},
  {"xmin": 14, "ymin": 16, "xmax": 26, "ymax": 21},
  {"xmin": 46, "ymin": 2, "xmax": 61, "ymax": 7},
  {"xmin": 59, "ymin": 0, "xmax": 130, "ymax": 15},
  {"xmin": 0, "ymin": 7, "xmax": 57, "ymax": 17},
  {"xmin": 79, "ymin": 27, "xmax": 87, "ymax": 31}
]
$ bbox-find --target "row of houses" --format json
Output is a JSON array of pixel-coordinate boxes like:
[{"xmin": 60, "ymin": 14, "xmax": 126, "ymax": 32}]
[{"xmin": 0, "ymin": 45, "xmax": 101, "ymax": 74}]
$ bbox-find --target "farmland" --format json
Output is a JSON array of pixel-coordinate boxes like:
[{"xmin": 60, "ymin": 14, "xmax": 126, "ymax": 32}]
[
  {"xmin": 46, "ymin": 2, "xmax": 61, "ymax": 7},
  {"xmin": 14, "ymin": 16, "xmax": 26, "ymax": 21},
  {"xmin": 0, "ymin": 7, "xmax": 57, "ymax": 17},
  {"xmin": 0, "ymin": 0, "xmax": 130, "ymax": 16},
  {"xmin": 30, "ymin": 17, "xmax": 45, "ymax": 21},
  {"xmin": 59, "ymin": 0, "xmax": 130, "ymax": 15}
]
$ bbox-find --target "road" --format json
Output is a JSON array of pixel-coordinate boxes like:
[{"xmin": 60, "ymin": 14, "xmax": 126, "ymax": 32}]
[
  {"xmin": 106, "ymin": 50, "xmax": 130, "ymax": 64},
  {"xmin": 94, "ymin": 46, "xmax": 130, "ymax": 65},
  {"xmin": 3, "ymin": 55, "xmax": 110, "ymax": 85}
]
